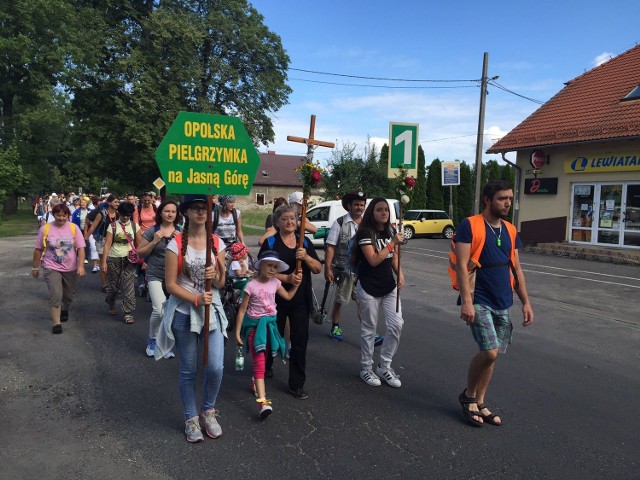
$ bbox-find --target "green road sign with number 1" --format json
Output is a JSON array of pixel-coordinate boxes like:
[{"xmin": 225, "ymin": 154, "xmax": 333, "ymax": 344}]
[{"xmin": 388, "ymin": 122, "xmax": 419, "ymax": 179}]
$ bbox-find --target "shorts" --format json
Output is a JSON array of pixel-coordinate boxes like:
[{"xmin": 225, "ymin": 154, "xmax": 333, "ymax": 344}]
[
  {"xmin": 95, "ymin": 237, "xmax": 106, "ymax": 255},
  {"xmin": 335, "ymin": 271, "xmax": 357, "ymax": 305},
  {"xmin": 469, "ymin": 304, "xmax": 512, "ymax": 353}
]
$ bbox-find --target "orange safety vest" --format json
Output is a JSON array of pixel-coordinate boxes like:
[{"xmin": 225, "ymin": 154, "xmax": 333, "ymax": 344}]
[{"xmin": 448, "ymin": 214, "xmax": 518, "ymax": 291}]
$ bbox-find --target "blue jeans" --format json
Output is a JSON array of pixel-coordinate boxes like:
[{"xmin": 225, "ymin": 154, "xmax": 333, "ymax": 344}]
[{"xmin": 172, "ymin": 311, "xmax": 224, "ymax": 420}]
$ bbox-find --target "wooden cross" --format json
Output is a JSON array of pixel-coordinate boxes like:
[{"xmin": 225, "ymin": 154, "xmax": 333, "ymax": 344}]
[{"xmin": 287, "ymin": 115, "xmax": 335, "ymax": 272}]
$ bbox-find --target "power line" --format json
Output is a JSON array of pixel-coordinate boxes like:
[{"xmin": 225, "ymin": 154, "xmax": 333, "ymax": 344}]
[
  {"xmin": 488, "ymin": 80, "xmax": 545, "ymax": 105},
  {"xmin": 289, "ymin": 77, "xmax": 479, "ymax": 90},
  {"xmin": 290, "ymin": 67, "xmax": 479, "ymax": 83}
]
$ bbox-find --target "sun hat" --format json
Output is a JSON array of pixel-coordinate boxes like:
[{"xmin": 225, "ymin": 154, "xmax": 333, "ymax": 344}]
[
  {"xmin": 180, "ymin": 194, "xmax": 208, "ymax": 213},
  {"xmin": 288, "ymin": 191, "xmax": 304, "ymax": 205},
  {"xmin": 253, "ymin": 250, "xmax": 289, "ymax": 273},
  {"xmin": 341, "ymin": 191, "xmax": 367, "ymax": 211},
  {"xmin": 230, "ymin": 242, "xmax": 249, "ymax": 261}
]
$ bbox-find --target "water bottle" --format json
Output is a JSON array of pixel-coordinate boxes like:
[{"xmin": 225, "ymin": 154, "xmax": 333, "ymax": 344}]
[{"xmin": 235, "ymin": 346, "xmax": 245, "ymax": 371}]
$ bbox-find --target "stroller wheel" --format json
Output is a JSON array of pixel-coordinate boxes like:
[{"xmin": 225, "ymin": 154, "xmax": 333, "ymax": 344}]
[{"xmin": 310, "ymin": 310, "xmax": 323, "ymax": 325}]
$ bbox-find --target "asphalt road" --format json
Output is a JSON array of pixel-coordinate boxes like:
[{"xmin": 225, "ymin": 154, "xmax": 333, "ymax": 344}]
[{"xmin": 1, "ymin": 232, "xmax": 639, "ymax": 480}]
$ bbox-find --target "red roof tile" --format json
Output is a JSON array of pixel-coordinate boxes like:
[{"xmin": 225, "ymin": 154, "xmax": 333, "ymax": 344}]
[
  {"xmin": 488, "ymin": 44, "xmax": 640, "ymax": 153},
  {"xmin": 254, "ymin": 152, "xmax": 304, "ymax": 187}
]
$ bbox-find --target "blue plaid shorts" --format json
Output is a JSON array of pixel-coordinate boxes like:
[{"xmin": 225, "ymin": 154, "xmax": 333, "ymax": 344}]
[{"xmin": 470, "ymin": 304, "xmax": 513, "ymax": 353}]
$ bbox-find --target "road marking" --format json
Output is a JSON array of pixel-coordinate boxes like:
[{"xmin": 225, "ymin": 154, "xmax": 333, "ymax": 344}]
[{"xmin": 402, "ymin": 246, "xmax": 640, "ymax": 288}]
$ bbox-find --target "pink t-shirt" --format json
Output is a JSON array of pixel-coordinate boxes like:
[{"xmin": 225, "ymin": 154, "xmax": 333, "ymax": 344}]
[
  {"xmin": 244, "ymin": 277, "xmax": 281, "ymax": 318},
  {"xmin": 35, "ymin": 222, "xmax": 86, "ymax": 272}
]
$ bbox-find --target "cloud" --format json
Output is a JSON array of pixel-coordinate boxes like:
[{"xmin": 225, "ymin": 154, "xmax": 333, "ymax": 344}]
[{"xmin": 593, "ymin": 52, "xmax": 615, "ymax": 67}]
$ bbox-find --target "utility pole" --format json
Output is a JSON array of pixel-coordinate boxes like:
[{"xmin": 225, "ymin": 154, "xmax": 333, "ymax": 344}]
[{"xmin": 473, "ymin": 52, "xmax": 490, "ymax": 215}]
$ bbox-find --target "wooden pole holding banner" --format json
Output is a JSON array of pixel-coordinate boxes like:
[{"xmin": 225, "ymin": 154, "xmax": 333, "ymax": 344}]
[
  {"xmin": 287, "ymin": 115, "xmax": 335, "ymax": 274},
  {"xmin": 396, "ymin": 199, "xmax": 404, "ymax": 312},
  {"xmin": 203, "ymin": 195, "xmax": 213, "ymax": 365}
]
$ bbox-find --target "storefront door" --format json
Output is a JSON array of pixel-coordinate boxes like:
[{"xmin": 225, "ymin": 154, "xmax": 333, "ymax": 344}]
[
  {"xmin": 570, "ymin": 182, "xmax": 640, "ymax": 248},
  {"xmin": 622, "ymin": 184, "xmax": 640, "ymax": 246}
]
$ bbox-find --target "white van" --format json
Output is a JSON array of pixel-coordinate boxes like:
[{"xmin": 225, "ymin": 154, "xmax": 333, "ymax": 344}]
[{"xmin": 305, "ymin": 198, "xmax": 400, "ymax": 247}]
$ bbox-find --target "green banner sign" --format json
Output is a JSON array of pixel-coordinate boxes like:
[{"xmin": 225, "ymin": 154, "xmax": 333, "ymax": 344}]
[
  {"xmin": 388, "ymin": 122, "xmax": 419, "ymax": 179},
  {"xmin": 155, "ymin": 112, "xmax": 261, "ymax": 195}
]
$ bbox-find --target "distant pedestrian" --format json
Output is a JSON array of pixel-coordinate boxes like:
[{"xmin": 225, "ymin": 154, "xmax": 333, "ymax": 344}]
[
  {"xmin": 454, "ymin": 179, "xmax": 534, "ymax": 427},
  {"xmin": 135, "ymin": 200, "xmax": 181, "ymax": 357},
  {"xmin": 101, "ymin": 201, "xmax": 141, "ymax": 324},
  {"xmin": 32, "ymin": 203, "xmax": 86, "ymax": 334},
  {"xmin": 258, "ymin": 197, "xmax": 288, "ymax": 246},
  {"xmin": 213, "ymin": 195, "xmax": 243, "ymax": 245}
]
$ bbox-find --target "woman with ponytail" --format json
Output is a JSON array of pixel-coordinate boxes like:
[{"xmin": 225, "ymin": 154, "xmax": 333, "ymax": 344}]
[{"xmin": 155, "ymin": 195, "xmax": 228, "ymax": 443}]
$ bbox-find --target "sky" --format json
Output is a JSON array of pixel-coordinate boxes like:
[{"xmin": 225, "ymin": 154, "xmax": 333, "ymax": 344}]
[{"xmin": 248, "ymin": 0, "xmax": 640, "ymax": 167}]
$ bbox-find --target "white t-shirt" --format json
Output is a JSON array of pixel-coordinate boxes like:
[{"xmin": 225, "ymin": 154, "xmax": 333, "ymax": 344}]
[{"xmin": 166, "ymin": 237, "xmax": 227, "ymax": 313}]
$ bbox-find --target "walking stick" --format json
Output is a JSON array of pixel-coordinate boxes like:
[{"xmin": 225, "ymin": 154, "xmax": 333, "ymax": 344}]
[
  {"xmin": 203, "ymin": 195, "xmax": 213, "ymax": 365},
  {"xmin": 295, "ymin": 195, "xmax": 308, "ymax": 274},
  {"xmin": 396, "ymin": 200, "xmax": 404, "ymax": 312}
]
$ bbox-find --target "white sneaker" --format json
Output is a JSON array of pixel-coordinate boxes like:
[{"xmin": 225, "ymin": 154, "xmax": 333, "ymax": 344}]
[
  {"xmin": 360, "ymin": 368, "xmax": 381, "ymax": 387},
  {"xmin": 199, "ymin": 408, "xmax": 222, "ymax": 439},
  {"xmin": 185, "ymin": 416, "xmax": 204, "ymax": 443},
  {"xmin": 375, "ymin": 364, "xmax": 401, "ymax": 388}
]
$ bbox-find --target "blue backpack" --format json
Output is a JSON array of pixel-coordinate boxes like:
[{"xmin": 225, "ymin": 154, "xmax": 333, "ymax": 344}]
[{"xmin": 266, "ymin": 234, "xmax": 310, "ymax": 250}]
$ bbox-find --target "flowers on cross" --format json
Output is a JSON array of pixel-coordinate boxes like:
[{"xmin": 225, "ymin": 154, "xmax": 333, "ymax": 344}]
[
  {"xmin": 404, "ymin": 176, "xmax": 416, "ymax": 189},
  {"xmin": 297, "ymin": 160, "xmax": 324, "ymax": 196}
]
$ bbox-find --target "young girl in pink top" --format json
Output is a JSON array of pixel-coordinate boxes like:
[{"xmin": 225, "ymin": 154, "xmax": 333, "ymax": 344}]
[{"xmin": 234, "ymin": 250, "xmax": 300, "ymax": 419}]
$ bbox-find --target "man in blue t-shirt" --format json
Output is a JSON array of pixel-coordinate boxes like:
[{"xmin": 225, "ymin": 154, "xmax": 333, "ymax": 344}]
[{"xmin": 455, "ymin": 179, "xmax": 534, "ymax": 427}]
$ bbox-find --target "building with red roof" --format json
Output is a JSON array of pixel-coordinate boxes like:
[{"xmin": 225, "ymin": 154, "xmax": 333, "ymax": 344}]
[{"xmin": 488, "ymin": 44, "xmax": 640, "ymax": 248}]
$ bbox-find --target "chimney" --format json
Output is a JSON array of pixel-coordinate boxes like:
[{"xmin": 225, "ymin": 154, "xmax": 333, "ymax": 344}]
[{"xmin": 267, "ymin": 150, "xmax": 276, "ymax": 155}]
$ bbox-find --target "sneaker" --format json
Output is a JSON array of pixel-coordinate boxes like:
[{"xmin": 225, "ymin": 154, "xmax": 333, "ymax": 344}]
[
  {"xmin": 360, "ymin": 368, "xmax": 381, "ymax": 387},
  {"xmin": 92, "ymin": 265, "xmax": 100, "ymax": 273},
  {"xmin": 52, "ymin": 324, "xmax": 63, "ymax": 335},
  {"xmin": 84, "ymin": 259, "xmax": 89, "ymax": 264},
  {"xmin": 286, "ymin": 343, "xmax": 292, "ymax": 359},
  {"xmin": 374, "ymin": 333, "xmax": 384, "ymax": 347},
  {"xmin": 375, "ymin": 364, "xmax": 401, "ymax": 388},
  {"xmin": 199, "ymin": 408, "xmax": 222, "ymax": 439},
  {"xmin": 288, "ymin": 388, "xmax": 309, "ymax": 400},
  {"xmin": 60, "ymin": 310, "xmax": 69, "ymax": 323},
  {"xmin": 185, "ymin": 416, "xmax": 204, "ymax": 443},
  {"xmin": 257, "ymin": 398, "xmax": 272, "ymax": 420},
  {"xmin": 329, "ymin": 325, "xmax": 343, "ymax": 341},
  {"xmin": 164, "ymin": 351, "xmax": 175, "ymax": 359},
  {"xmin": 250, "ymin": 377, "xmax": 258, "ymax": 398},
  {"xmin": 137, "ymin": 284, "xmax": 147, "ymax": 297},
  {"xmin": 146, "ymin": 338, "xmax": 156, "ymax": 357}
]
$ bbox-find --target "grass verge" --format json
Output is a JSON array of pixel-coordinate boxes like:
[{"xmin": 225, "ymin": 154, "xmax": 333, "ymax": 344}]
[{"xmin": 0, "ymin": 203, "xmax": 38, "ymax": 238}]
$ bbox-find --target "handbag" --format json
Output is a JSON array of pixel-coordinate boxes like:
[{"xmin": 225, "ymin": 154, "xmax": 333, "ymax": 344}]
[{"xmin": 120, "ymin": 222, "xmax": 144, "ymax": 265}]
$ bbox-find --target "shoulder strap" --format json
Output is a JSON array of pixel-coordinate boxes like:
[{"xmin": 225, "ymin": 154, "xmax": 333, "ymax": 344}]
[
  {"xmin": 267, "ymin": 235, "xmax": 275, "ymax": 249},
  {"xmin": 175, "ymin": 233, "xmax": 220, "ymax": 274},
  {"xmin": 42, "ymin": 223, "xmax": 51, "ymax": 248},
  {"xmin": 43, "ymin": 222, "xmax": 77, "ymax": 248},
  {"xmin": 337, "ymin": 215, "xmax": 344, "ymax": 226},
  {"xmin": 212, "ymin": 209, "xmax": 219, "ymax": 231}
]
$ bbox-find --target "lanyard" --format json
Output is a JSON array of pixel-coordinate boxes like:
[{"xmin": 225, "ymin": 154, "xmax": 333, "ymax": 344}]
[{"xmin": 483, "ymin": 218, "xmax": 502, "ymax": 247}]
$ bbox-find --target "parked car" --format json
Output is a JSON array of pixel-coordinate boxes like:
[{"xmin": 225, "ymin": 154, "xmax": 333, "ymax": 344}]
[
  {"xmin": 305, "ymin": 198, "xmax": 400, "ymax": 247},
  {"xmin": 402, "ymin": 209, "xmax": 454, "ymax": 240}
]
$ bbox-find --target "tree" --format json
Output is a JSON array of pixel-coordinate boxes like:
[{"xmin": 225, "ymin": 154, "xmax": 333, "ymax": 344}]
[
  {"xmin": 425, "ymin": 158, "xmax": 444, "ymax": 210},
  {"xmin": 0, "ymin": 146, "xmax": 30, "ymax": 216}
]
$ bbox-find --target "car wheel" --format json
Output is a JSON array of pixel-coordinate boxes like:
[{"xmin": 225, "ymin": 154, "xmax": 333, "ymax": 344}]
[
  {"xmin": 403, "ymin": 226, "xmax": 414, "ymax": 240},
  {"xmin": 442, "ymin": 226, "xmax": 454, "ymax": 239}
]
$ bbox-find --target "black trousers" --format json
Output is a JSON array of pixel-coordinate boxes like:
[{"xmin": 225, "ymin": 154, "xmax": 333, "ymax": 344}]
[{"xmin": 266, "ymin": 301, "xmax": 310, "ymax": 390}]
